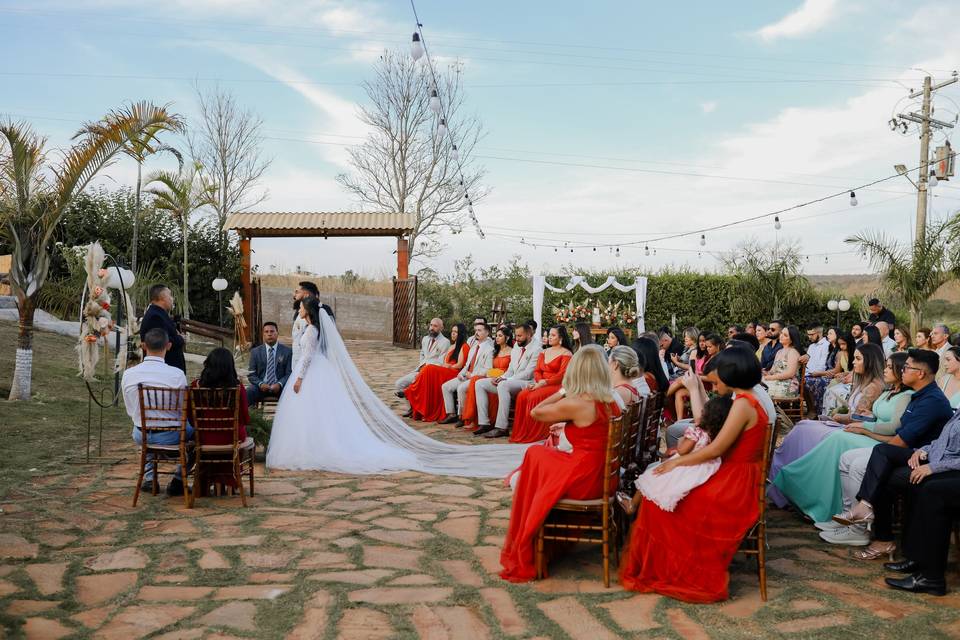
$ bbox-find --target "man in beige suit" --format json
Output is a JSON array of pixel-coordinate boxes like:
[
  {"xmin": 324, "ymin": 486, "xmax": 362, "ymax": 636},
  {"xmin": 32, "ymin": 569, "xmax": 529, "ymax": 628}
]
[
  {"xmin": 439, "ymin": 322, "xmax": 494, "ymax": 425},
  {"xmin": 395, "ymin": 318, "xmax": 450, "ymax": 397},
  {"xmin": 474, "ymin": 322, "xmax": 542, "ymax": 438}
]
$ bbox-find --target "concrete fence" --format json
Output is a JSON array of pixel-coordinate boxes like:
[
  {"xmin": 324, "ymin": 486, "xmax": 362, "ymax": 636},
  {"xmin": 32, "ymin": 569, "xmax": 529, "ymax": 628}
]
[{"xmin": 259, "ymin": 287, "xmax": 393, "ymax": 342}]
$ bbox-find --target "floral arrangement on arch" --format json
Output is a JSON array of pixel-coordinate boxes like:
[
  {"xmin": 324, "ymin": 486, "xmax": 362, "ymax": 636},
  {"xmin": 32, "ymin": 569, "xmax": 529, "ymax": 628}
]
[
  {"xmin": 599, "ymin": 300, "xmax": 637, "ymax": 326},
  {"xmin": 553, "ymin": 299, "xmax": 636, "ymax": 326},
  {"xmin": 77, "ymin": 242, "xmax": 119, "ymax": 380},
  {"xmin": 552, "ymin": 300, "xmax": 593, "ymax": 324}
]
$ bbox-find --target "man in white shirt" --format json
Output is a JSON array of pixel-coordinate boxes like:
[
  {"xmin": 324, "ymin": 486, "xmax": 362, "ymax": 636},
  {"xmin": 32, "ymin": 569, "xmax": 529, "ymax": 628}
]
[
  {"xmin": 439, "ymin": 323, "xmax": 494, "ymax": 425},
  {"xmin": 475, "ymin": 322, "xmax": 542, "ymax": 438},
  {"xmin": 394, "ymin": 318, "xmax": 450, "ymax": 398},
  {"xmin": 930, "ymin": 323, "xmax": 951, "ymax": 376},
  {"xmin": 122, "ymin": 328, "xmax": 193, "ymax": 496},
  {"xmin": 801, "ymin": 325, "xmax": 830, "ymax": 373},
  {"xmin": 875, "ymin": 321, "xmax": 897, "ymax": 358}
]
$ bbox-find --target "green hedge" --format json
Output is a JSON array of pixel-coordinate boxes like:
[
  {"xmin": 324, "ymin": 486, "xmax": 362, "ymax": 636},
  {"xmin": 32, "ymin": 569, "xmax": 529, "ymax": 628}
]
[{"xmin": 417, "ymin": 258, "xmax": 865, "ymax": 337}]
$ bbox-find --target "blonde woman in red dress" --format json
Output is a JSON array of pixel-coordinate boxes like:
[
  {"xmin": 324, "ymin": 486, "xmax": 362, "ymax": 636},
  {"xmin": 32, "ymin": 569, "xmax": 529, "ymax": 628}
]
[
  {"xmin": 620, "ymin": 345, "xmax": 768, "ymax": 603},
  {"xmin": 509, "ymin": 326, "xmax": 574, "ymax": 443},
  {"xmin": 404, "ymin": 323, "xmax": 469, "ymax": 422},
  {"xmin": 500, "ymin": 344, "xmax": 621, "ymax": 582},
  {"xmin": 460, "ymin": 326, "xmax": 513, "ymax": 430}
]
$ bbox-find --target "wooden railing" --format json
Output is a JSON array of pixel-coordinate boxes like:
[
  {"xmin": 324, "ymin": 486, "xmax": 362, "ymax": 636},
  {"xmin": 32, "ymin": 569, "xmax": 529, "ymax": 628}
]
[{"xmin": 181, "ymin": 318, "xmax": 233, "ymax": 347}]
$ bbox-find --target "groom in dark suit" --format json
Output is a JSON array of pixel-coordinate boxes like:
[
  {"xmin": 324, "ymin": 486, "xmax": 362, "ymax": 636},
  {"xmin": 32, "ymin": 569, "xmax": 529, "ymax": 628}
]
[
  {"xmin": 139, "ymin": 284, "xmax": 186, "ymax": 372},
  {"xmin": 246, "ymin": 321, "xmax": 293, "ymax": 406}
]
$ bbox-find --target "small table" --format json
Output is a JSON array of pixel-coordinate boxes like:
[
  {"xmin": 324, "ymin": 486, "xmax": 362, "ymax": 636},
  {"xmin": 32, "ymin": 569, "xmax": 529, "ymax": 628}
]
[{"xmin": 590, "ymin": 327, "xmax": 633, "ymax": 341}]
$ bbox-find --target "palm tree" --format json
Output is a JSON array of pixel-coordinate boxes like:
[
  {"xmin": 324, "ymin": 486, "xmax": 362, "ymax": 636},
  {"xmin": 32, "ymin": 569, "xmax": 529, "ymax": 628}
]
[
  {"xmin": 845, "ymin": 220, "xmax": 957, "ymax": 337},
  {"xmin": 722, "ymin": 239, "xmax": 811, "ymax": 319},
  {"xmin": 76, "ymin": 104, "xmax": 184, "ymax": 272},
  {"xmin": 144, "ymin": 163, "xmax": 216, "ymax": 320},
  {"xmin": 0, "ymin": 103, "xmax": 183, "ymax": 400}
]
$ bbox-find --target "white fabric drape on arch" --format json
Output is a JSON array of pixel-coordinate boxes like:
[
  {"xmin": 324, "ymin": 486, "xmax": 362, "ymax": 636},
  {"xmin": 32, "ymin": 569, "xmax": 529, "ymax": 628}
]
[{"xmin": 532, "ymin": 275, "xmax": 648, "ymax": 337}]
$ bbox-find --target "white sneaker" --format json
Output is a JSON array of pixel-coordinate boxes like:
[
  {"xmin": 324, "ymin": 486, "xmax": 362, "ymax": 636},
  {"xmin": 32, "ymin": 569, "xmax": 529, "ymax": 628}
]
[
  {"xmin": 819, "ymin": 525, "xmax": 870, "ymax": 546},
  {"xmin": 814, "ymin": 519, "xmax": 845, "ymax": 532}
]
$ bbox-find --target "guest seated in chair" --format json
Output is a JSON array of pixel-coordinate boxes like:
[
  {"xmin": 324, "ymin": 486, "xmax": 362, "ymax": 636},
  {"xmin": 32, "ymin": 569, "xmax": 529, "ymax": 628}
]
[
  {"xmin": 475, "ymin": 322, "xmax": 542, "ymax": 438},
  {"xmin": 122, "ymin": 327, "xmax": 193, "ymax": 496},
  {"xmin": 763, "ymin": 324, "xmax": 802, "ymax": 398},
  {"xmin": 509, "ymin": 326, "xmax": 574, "ymax": 443},
  {"xmin": 245, "ymin": 322, "xmax": 292, "ymax": 407},
  {"xmin": 394, "ymin": 318, "xmax": 450, "ymax": 397},
  {"xmin": 439, "ymin": 322, "xmax": 494, "ymax": 425}
]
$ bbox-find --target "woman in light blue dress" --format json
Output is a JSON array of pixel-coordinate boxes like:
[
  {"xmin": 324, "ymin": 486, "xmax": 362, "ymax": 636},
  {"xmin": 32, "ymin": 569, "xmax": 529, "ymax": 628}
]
[
  {"xmin": 771, "ymin": 352, "xmax": 911, "ymax": 523},
  {"xmin": 936, "ymin": 346, "xmax": 960, "ymax": 408}
]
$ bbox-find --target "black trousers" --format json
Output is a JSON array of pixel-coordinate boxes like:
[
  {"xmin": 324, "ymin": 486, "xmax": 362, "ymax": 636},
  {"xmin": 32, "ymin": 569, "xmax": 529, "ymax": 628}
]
[
  {"xmin": 858, "ymin": 443, "xmax": 915, "ymax": 542},
  {"xmin": 903, "ymin": 471, "xmax": 960, "ymax": 581}
]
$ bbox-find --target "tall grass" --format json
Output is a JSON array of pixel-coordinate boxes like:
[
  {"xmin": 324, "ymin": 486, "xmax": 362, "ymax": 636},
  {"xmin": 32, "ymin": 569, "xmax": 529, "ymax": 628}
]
[{"xmin": 259, "ymin": 272, "xmax": 392, "ymax": 297}]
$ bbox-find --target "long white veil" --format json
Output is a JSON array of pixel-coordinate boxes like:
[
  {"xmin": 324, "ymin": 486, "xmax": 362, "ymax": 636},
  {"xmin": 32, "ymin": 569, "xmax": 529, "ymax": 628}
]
[{"xmin": 317, "ymin": 308, "xmax": 531, "ymax": 478}]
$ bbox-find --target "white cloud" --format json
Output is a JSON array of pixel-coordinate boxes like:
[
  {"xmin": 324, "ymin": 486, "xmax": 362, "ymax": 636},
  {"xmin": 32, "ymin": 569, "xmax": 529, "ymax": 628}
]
[
  {"xmin": 755, "ymin": 0, "xmax": 839, "ymax": 42},
  {"xmin": 700, "ymin": 101, "xmax": 718, "ymax": 114}
]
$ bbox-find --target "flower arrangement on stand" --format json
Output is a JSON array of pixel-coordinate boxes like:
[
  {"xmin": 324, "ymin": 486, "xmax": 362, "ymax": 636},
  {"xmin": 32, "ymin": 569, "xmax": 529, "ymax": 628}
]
[
  {"xmin": 552, "ymin": 300, "xmax": 593, "ymax": 324},
  {"xmin": 599, "ymin": 301, "xmax": 637, "ymax": 327},
  {"xmin": 77, "ymin": 242, "xmax": 117, "ymax": 380}
]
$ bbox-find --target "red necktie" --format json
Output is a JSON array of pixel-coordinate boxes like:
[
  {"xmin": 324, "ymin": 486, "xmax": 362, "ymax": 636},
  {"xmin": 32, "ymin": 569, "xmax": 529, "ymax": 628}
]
[
  {"xmin": 520, "ymin": 346, "xmax": 526, "ymax": 361},
  {"xmin": 429, "ymin": 337, "xmax": 436, "ymax": 350},
  {"xmin": 467, "ymin": 347, "xmax": 479, "ymax": 372}
]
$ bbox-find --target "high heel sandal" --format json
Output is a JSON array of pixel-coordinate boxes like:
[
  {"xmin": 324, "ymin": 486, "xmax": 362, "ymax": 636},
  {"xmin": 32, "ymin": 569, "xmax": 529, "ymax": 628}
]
[
  {"xmin": 851, "ymin": 542, "xmax": 895, "ymax": 561},
  {"xmin": 616, "ymin": 491, "xmax": 636, "ymax": 516}
]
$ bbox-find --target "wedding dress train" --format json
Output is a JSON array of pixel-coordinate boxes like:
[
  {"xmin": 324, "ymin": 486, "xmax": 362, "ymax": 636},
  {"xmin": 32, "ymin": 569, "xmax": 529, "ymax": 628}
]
[{"xmin": 266, "ymin": 309, "xmax": 529, "ymax": 477}]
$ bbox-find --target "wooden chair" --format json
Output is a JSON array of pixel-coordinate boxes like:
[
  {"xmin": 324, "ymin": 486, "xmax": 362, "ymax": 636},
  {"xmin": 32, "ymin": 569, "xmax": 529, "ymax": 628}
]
[
  {"xmin": 614, "ymin": 402, "xmax": 643, "ymax": 548},
  {"xmin": 132, "ymin": 385, "xmax": 192, "ymax": 508},
  {"xmin": 772, "ymin": 362, "xmax": 806, "ymax": 422},
  {"xmin": 535, "ymin": 413, "xmax": 625, "ymax": 587},
  {"xmin": 738, "ymin": 410, "xmax": 784, "ymax": 601},
  {"xmin": 187, "ymin": 387, "xmax": 256, "ymax": 508},
  {"xmin": 638, "ymin": 392, "xmax": 664, "ymax": 472}
]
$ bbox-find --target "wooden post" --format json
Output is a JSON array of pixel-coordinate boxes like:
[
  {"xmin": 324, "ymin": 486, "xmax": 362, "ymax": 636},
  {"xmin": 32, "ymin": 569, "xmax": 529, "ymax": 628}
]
[
  {"xmin": 240, "ymin": 235, "xmax": 253, "ymax": 335},
  {"xmin": 397, "ymin": 236, "xmax": 409, "ymax": 280}
]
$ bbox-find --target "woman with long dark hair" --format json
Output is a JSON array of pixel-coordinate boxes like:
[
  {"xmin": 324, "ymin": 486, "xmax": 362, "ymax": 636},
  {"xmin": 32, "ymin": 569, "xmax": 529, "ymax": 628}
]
[
  {"xmin": 806, "ymin": 326, "xmax": 841, "ymax": 415},
  {"xmin": 606, "ymin": 327, "xmax": 628, "ymax": 351},
  {"xmin": 572, "ymin": 322, "xmax": 594, "ymax": 353},
  {"xmin": 460, "ymin": 325, "xmax": 514, "ymax": 430},
  {"xmin": 404, "ymin": 322, "xmax": 470, "ymax": 422},
  {"xmin": 510, "ymin": 326, "xmax": 574, "ymax": 443},
  {"xmin": 191, "ymin": 347, "xmax": 249, "ymax": 446},
  {"xmin": 632, "ymin": 336, "xmax": 669, "ymax": 393},
  {"xmin": 621, "ymin": 347, "xmax": 769, "ymax": 602},
  {"xmin": 763, "ymin": 325, "xmax": 802, "ymax": 398}
]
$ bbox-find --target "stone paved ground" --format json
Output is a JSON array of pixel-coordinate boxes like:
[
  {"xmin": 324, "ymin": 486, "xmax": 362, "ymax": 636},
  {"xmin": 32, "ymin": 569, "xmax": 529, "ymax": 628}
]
[{"xmin": 2, "ymin": 339, "xmax": 960, "ymax": 639}]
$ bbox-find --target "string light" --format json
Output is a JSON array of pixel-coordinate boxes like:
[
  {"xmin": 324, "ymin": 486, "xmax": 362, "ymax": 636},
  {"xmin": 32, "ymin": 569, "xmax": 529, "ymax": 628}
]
[
  {"xmin": 774, "ymin": 215, "xmax": 782, "ymax": 230},
  {"xmin": 644, "ymin": 244, "xmax": 650, "ymax": 256},
  {"xmin": 438, "ymin": 118, "xmax": 447, "ymax": 136},
  {"xmin": 450, "ymin": 144, "xmax": 459, "ymax": 160},
  {"xmin": 849, "ymin": 191, "xmax": 858, "ymax": 206},
  {"xmin": 429, "ymin": 88, "xmax": 440, "ymax": 113},
  {"xmin": 410, "ymin": 32, "xmax": 424, "ymax": 61},
  {"xmin": 929, "ymin": 170, "xmax": 939, "ymax": 188},
  {"xmin": 700, "ymin": 234, "xmax": 706, "ymax": 246},
  {"xmin": 615, "ymin": 247, "xmax": 621, "ymax": 257}
]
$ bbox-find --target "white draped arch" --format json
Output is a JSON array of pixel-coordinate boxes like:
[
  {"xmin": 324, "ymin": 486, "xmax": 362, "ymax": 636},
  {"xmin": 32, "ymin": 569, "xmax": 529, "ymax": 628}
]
[{"xmin": 532, "ymin": 275, "xmax": 648, "ymax": 336}]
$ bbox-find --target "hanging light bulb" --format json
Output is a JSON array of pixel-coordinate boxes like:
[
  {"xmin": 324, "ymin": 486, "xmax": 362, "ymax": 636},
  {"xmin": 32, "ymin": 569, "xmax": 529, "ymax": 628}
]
[
  {"xmin": 825, "ymin": 255, "xmax": 829, "ymax": 263},
  {"xmin": 849, "ymin": 191, "xmax": 858, "ymax": 206},
  {"xmin": 554, "ymin": 247, "xmax": 558, "ymax": 252},
  {"xmin": 615, "ymin": 247, "xmax": 621, "ymax": 257},
  {"xmin": 592, "ymin": 247, "xmax": 596, "ymax": 252},
  {"xmin": 411, "ymin": 33, "xmax": 424, "ymax": 61},
  {"xmin": 700, "ymin": 234, "xmax": 706, "ymax": 246},
  {"xmin": 929, "ymin": 169, "xmax": 939, "ymax": 188},
  {"xmin": 570, "ymin": 248, "xmax": 574, "ymax": 253},
  {"xmin": 889, "ymin": 118, "xmax": 898, "ymax": 131},
  {"xmin": 653, "ymin": 249, "xmax": 657, "ymax": 256},
  {"xmin": 468, "ymin": 204, "xmax": 474, "ymax": 215},
  {"xmin": 438, "ymin": 118, "xmax": 447, "ymax": 136},
  {"xmin": 429, "ymin": 88, "xmax": 440, "ymax": 113},
  {"xmin": 698, "ymin": 251, "xmax": 702, "ymax": 259},
  {"xmin": 644, "ymin": 244, "xmax": 650, "ymax": 256},
  {"xmin": 450, "ymin": 144, "xmax": 459, "ymax": 161},
  {"xmin": 774, "ymin": 216, "xmax": 782, "ymax": 230}
]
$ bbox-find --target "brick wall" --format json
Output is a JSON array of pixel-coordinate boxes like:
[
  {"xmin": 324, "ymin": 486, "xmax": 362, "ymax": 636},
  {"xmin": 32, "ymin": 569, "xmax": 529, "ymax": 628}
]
[{"xmin": 259, "ymin": 287, "xmax": 392, "ymax": 342}]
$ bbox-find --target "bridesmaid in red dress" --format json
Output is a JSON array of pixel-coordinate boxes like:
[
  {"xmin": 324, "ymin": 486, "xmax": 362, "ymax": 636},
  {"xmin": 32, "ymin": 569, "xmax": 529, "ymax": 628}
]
[
  {"xmin": 510, "ymin": 326, "xmax": 574, "ymax": 443},
  {"xmin": 500, "ymin": 345, "xmax": 622, "ymax": 582},
  {"xmin": 405, "ymin": 323, "xmax": 469, "ymax": 422},
  {"xmin": 620, "ymin": 346, "xmax": 768, "ymax": 603},
  {"xmin": 460, "ymin": 326, "xmax": 513, "ymax": 430}
]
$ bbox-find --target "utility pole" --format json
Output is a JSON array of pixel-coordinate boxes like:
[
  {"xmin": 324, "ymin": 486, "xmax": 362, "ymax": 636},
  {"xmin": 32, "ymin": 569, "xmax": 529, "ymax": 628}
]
[{"xmin": 892, "ymin": 73, "xmax": 958, "ymax": 245}]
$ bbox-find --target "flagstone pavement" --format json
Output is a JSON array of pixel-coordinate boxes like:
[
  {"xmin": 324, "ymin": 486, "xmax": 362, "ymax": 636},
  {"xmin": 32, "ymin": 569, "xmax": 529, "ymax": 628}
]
[{"xmin": 2, "ymin": 340, "xmax": 960, "ymax": 639}]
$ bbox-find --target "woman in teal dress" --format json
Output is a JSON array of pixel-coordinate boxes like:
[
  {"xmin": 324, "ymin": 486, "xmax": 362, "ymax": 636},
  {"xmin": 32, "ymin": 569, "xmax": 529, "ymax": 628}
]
[
  {"xmin": 772, "ymin": 352, "xmax": 911, "ymax": 525},
  {"xmin": 936, "ymin": 346, "xmax": 960, "ymax": 408}
]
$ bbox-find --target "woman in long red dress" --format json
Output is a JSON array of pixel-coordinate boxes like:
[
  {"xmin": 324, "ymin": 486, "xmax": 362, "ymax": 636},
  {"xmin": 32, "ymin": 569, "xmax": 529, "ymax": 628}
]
[
  {"xmin": 620, "ymin": 346, "xmax": 768, "ymax": 603},
  {"xmin": 510, "ymin": 326, "xmax": 574, "ymax": 443},
  {"xmin": 405, "ymin": 323, "xmax": 468, "ymax": 422},
  {"xmin": 460, "ymin": 326, "xmax": 513, "ymax": 430},
  {"xmin": 500, "ymin": 345, "xmax": 621, "ymax": 582}
]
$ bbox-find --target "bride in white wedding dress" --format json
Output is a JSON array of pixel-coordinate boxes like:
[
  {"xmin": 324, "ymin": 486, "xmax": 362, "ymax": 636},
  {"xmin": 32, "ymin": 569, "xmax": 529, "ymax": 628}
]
[{"xmin": 266, "ymin": 298, "xmax": 529, "ymax": 477}]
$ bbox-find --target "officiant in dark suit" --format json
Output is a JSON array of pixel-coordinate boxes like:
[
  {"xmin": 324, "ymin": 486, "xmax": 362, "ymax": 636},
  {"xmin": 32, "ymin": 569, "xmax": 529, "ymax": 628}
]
[
  {"xmin": 139, "ymin": 284, "xmax": 186, "ymax": 372},
  {"xmin": 246, "ymin": 321, "xmax": 293, "ymax": 406}
]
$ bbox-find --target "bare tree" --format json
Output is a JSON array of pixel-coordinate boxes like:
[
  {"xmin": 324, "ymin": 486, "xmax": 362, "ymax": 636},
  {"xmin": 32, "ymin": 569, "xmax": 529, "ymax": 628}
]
[
  {"xmin": 188, "ymin": 86, "xmax": 270, "ymax": 246},
  {"xmin": 337, "ymin": 50, "xmax": 487, "ymax": 262}
]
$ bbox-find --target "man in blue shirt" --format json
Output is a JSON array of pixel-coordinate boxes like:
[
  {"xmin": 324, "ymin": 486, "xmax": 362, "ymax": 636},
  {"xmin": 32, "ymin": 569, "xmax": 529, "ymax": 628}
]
[
  {"xmin": 820, "ymin": 348, "xmax": 952, "ymax": 546},
  {"xmin": 760, "ymin": 320, "xmax": 783, "ymax": 371}
]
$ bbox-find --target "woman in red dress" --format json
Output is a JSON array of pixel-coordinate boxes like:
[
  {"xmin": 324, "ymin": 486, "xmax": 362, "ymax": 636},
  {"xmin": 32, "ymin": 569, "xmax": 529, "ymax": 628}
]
[
  {"xmin": 500, "ymin": 345, "xmax": 622, "ymax": 582},
  {"xmin": 620, "ymin": 346, "xmax": 768, "ymax": 603},
  {"xmin": 404, "ymin": 323, "xmax": 468, "ymax": 422},
  {"xmin": 460, "ymin": 326, "xmax": 513, "ymax": 430},
  {"xmin": 510, "ymin": 326, "xmax": 574, "ymax": 443}
]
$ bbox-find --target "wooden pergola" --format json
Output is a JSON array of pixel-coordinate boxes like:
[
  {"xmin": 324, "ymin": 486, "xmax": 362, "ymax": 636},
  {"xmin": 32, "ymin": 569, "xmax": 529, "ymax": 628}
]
[{"xmin": 224, "ymin": 211, "xmax": 416, "ymax": 334}]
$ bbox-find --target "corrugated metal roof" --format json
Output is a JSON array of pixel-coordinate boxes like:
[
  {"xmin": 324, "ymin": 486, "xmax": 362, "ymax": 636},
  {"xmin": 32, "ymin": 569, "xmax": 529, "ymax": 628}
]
[{"xmin": 224, "ymin": 211, "xmax": 415, "ymax": 237}]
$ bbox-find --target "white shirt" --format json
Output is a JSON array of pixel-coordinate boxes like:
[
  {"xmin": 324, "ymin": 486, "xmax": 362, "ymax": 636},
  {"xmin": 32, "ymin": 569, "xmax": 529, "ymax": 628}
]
[
  {"xmin": 805, "ymin": 337, "xmax": 830, "ymax": 373},
  {"xmin": 882, "ymin": 336, "xmax": 896, "ymax": 358},
  {"xmin": 121, "ymin": 356, "xmax": 188, "ymax": 437},
  {"xmin": 503, "ymin": 341, "xmax": 542, "ymax": 382}
]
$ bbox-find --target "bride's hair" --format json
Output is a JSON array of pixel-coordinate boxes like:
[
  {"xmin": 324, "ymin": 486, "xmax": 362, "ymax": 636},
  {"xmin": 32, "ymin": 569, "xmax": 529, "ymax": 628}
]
[
  {"xmin": 303, "ymin": 297, "xmax": 321, "ymax": 327},
  {"xmin": 562, "ymin": 344, "xmax": 615, "ymax": 403}
]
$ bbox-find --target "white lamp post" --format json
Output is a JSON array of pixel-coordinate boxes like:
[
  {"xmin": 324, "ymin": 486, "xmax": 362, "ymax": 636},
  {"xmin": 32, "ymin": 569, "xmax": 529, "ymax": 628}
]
[
  {"xmin": 212, "ymin": 277, "xmax": 228, "ymax": 326},
  {"xmin": 828, "ymin": 298, "xmax": 850, "ymax": 325}
]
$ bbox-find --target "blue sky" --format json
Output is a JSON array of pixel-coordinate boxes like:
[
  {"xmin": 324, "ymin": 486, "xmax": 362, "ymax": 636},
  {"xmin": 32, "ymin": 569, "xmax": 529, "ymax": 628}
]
[{"xmin": 3, "ymin": 0, "xmax": 960, "ymax": 279}]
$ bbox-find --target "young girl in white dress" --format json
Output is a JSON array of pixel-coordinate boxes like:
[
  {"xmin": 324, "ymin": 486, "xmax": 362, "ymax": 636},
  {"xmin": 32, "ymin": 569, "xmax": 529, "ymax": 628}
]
[{"xmin": 618, "ymin": 394, "xmax": 732, "ymax": 513}]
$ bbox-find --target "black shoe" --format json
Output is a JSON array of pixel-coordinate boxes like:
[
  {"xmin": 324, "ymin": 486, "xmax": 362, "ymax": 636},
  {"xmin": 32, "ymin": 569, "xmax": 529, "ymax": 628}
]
[
  {"xmin": 141, "ymin": 479, "xmax": 155, "ymax": 492},
  {"xmin": 166, "ymin": 477, "xmax": 185, "ymax": 497},
  {"xmin": 473, "ymin": 424, "xmax": 494, "ymax": 437},
  {"xmin": 454, "ymin": 420, "xmax": 465, "ymax": 429},
  {"xmin": 884, "ymin": 573, "xmax": 946, "ymax": 596},
  {"xmin": 402, "ymin": 409, "xmax": 413, "ymax": 418},
  {"xmin": 483, "ymin": 428, "xmax": 509, "ymax": 439},
  {"xmin": 438, "ymin": 414, "xmax": 459, "ymax": 425},
  {"xmin": 883, "ymin": 559, "xmax": 919, "ymax": 574},
  {"xmin": 395, "ymin": 391, "xmax": 405, "ymax": 399}
]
